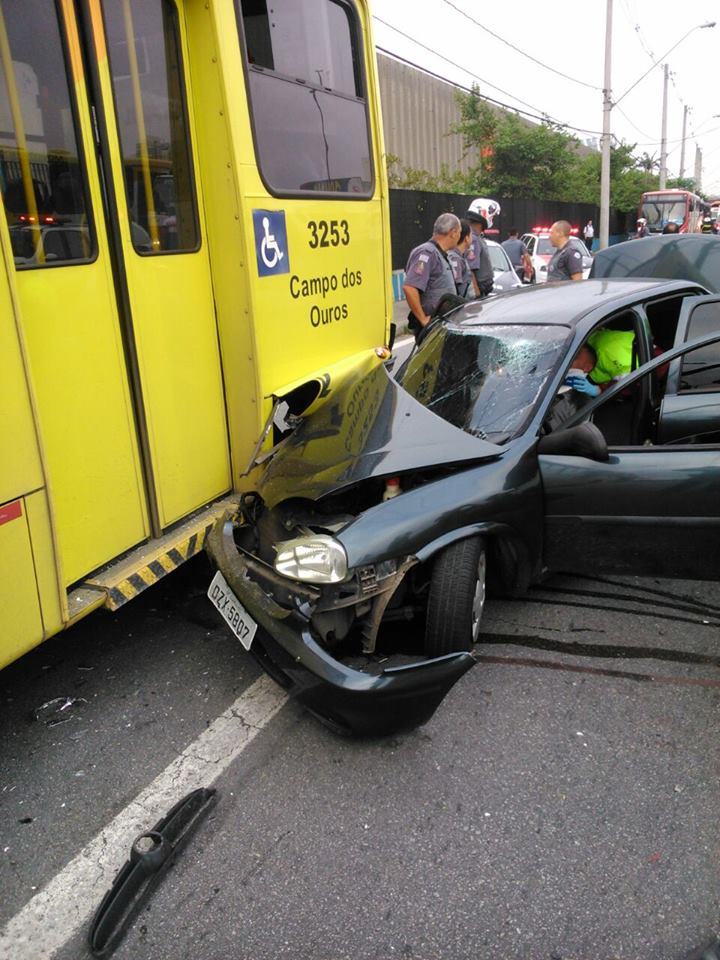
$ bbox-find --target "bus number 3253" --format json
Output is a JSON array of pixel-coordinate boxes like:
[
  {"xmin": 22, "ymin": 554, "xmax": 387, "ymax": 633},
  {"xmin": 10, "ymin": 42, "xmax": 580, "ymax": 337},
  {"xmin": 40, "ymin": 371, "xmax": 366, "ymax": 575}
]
[{"xmin": 307, "ymin": 220, "xmax": 350, "ymax": 249}]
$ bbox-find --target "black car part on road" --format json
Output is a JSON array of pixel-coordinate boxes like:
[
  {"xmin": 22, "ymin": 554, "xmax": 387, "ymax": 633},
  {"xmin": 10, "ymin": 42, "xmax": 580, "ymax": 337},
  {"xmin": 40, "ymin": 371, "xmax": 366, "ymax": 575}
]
[{"xmin": 88, "ymin": 788, "xmax": 217, "ymax": 957}]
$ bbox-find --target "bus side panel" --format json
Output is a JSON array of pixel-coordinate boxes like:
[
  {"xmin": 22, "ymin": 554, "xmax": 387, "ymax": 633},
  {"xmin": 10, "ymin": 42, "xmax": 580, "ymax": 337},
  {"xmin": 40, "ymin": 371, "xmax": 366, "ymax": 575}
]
[
  {"xmin": 24, "ymin": 490, "xmax": 64, "ymax": 639},
  {"xmin": 242, "ymin": 191, "xmax": 389, "ymax": 398},
  {"xmin": 215, "ymin": 0, "xmax": 391, "ymax": 406},
  {"xmin": 0, "ymin": 246, "xmax": 43, "ymax": 506},
  {"xmin": 0, "ymin": 499, "xmax": 44, "ymax": 669},
  {"xmin": 184, "ymin": 0, "xmax": 263, "ymax": 488},
  {"xmin": 18, "ymin": 266, "xmax": 151, "ymax": 585}
]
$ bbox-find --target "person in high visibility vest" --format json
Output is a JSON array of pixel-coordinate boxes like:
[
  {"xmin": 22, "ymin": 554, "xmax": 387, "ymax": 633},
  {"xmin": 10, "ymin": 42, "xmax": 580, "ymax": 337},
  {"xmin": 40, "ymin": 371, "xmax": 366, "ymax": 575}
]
[{"xmin": 564, "ymin": 329, "xmax": 635, "ymax": 396}]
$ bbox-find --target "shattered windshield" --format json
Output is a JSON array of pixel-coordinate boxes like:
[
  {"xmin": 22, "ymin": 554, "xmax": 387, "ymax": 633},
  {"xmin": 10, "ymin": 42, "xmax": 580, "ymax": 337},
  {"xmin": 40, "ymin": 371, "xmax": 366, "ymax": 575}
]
[{"xmin": 398, "ymin": 323, "xmax": 571, "ymax": 441}]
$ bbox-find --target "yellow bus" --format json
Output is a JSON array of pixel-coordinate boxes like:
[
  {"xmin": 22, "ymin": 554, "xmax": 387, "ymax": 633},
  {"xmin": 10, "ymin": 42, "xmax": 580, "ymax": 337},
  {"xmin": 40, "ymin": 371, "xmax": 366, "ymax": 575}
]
[{"xmin": 0, "ymin": 0, "xmax": 392, "ymax": 668}]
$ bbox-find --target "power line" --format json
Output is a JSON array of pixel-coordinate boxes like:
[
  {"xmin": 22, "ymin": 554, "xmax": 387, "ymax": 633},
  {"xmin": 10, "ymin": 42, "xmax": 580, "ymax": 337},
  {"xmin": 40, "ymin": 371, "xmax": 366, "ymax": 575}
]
[
  {"xmin": 622, "ymin": 124, "xmax": 720, "ymax": 148},
  {"xmin": 614, "ymin": 104, "xmax": 656, "ymax": 141},
  {"xmin": 437, "ymin": 0, "xmax": 602, "ymax": 91},
  {"xmin": 373, "ymin": 16, "xmax": 543, "ymax": 115},
  {"xmin": 373, "ymin": 21, "xmax": 605, "ymax": 137}
]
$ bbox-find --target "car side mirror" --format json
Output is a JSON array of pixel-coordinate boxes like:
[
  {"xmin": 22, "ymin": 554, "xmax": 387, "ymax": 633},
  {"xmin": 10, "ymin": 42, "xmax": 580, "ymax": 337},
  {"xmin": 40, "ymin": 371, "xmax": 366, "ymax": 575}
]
[{"xmin": 537, "ymin": 421, "xmax": 609, "ymax": 462}]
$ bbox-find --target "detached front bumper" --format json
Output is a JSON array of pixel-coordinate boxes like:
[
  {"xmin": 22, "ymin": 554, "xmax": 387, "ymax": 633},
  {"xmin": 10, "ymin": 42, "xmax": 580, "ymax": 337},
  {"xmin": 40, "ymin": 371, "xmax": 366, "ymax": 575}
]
[{"xmin": 206, "ymin": 515, "xmax": 475, "ymax": 737}]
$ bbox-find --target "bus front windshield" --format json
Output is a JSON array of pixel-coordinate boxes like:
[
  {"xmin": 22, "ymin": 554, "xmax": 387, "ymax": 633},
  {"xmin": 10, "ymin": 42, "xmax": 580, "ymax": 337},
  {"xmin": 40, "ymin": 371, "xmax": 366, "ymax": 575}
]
[{"xmin": 641, "ymin": 195, "xmax": 687, "ymax": 232}]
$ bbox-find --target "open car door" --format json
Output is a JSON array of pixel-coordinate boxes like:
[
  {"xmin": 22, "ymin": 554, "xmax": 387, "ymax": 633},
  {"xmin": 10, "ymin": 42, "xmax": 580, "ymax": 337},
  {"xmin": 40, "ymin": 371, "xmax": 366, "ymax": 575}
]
[{"xmin": 538, "ymin": 314, "xmax": 720, "ymax": 581}]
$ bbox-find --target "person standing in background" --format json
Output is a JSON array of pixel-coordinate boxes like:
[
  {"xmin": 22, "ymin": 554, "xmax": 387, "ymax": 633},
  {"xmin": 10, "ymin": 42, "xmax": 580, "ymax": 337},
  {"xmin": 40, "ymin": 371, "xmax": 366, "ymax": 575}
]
[
  {"xmin": 501, "ymin": 228, "xmax": 533, "ymax": 283},
  {"xmin": 583, "ymin": 220, "xmax": 594, "ymax": 251}
]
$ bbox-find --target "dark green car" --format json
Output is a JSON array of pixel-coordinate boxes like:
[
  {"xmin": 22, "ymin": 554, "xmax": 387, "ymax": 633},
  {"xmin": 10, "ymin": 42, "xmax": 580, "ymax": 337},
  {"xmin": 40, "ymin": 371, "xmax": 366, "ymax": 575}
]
[{"xmin": 207, "ymin": 279, "xmax": 720, "ymax": 735}]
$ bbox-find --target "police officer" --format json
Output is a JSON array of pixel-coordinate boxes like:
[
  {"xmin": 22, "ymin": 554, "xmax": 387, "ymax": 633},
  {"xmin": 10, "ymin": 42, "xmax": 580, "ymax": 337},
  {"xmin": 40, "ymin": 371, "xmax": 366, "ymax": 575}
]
[
  {"xmin": 403, "ymin": 213, "xmax": 461, "ymax": 337},
  {"xmin": 465, "ymin": 203, "xmax": 494, "ymax": 297},
  {"xmin": 547, "ymin": 220, "xmax": 585, "ymax": 282},
  {"xmin": 447, "ymin": 219, "xmax": 474, "ymax": 297}
]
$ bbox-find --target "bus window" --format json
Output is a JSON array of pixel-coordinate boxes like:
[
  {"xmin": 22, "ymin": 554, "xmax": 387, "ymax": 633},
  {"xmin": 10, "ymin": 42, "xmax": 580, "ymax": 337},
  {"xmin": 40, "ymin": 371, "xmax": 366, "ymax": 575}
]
[
  {"xmin": 102, "ymin": 0, "xmax": 199, "ymax": 254},
  {"xmin": 238, "ymin": 0, "xmax": 373, "ymax": 197},
  {"xmin": 0, "ymin": 0, "xmax": 94, "ymax": 267}
]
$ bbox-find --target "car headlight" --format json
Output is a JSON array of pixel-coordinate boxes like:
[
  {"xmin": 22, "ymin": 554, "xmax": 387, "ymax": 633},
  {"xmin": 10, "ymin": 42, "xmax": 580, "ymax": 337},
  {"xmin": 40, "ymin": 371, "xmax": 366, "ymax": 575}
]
[{"xmin": 274, "ymin": 535, "xmax": 348, "ymax": 583}]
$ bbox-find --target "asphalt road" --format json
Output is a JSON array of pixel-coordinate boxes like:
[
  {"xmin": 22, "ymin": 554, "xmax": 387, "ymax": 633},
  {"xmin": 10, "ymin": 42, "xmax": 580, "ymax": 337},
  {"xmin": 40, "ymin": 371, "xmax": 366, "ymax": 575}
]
[{"xmin": 1, "ymin": 554, "xmax": 719, "ymax": 960}]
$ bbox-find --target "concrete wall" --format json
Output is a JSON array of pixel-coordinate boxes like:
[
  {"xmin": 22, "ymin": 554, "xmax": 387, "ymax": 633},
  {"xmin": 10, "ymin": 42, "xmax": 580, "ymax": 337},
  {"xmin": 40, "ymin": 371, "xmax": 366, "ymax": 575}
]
[{"xmin": 377, "ymin": 53, "xmax": 476, "ymax": 177}]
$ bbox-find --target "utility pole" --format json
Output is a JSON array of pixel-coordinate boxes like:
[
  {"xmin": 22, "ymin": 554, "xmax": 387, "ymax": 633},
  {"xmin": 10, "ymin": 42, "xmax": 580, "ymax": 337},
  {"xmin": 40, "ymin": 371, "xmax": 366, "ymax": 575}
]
[
  {"xmin": 679, "ymin": 104, "xmax": 688, "ymax": 179},
  {"xmin": 599, "ymin": 0, "xmax": 613, "ymax": 250},
  {"xmin": 659, "ymin": 64, "xmax": 669, "ymax": 189},
  {"xmin": 694, "ymin": 145, "xmax": 702, "ymax": 192}
]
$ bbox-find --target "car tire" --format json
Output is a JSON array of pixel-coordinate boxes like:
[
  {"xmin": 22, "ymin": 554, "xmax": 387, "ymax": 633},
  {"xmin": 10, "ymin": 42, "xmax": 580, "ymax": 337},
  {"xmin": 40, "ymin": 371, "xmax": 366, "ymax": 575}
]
[{"xmin": 424, "ymin": 537, "xmax": 486, "ymax": 656}]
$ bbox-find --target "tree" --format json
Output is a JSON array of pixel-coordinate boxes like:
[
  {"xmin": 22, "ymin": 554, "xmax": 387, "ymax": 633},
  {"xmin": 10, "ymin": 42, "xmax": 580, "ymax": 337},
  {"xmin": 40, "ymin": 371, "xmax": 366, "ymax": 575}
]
[
  {"xmin": 451, "ymin": 86, "xmax": 581, "ymax": 199},
  {"xmin": 566, "ymin": 142, "xmax": 660, "ymax": 213}
]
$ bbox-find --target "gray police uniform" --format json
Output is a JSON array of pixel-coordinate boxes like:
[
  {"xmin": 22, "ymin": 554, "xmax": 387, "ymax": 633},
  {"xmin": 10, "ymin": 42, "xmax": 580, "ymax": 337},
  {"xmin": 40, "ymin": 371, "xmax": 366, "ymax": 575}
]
[
  {"xmin": 465, "ymin": 233, "xmax": 494, "ymax": 295},
  {"xmin": 404, "ymin": 240, "xmax": 456, "ymax": 320},
  {"xmin": 447, "ymin": 248, "xmax": 472, "ymax": 298},
  {"xmin": 547, "ymin": 238, "xmax": 585, "ymax": 281}
]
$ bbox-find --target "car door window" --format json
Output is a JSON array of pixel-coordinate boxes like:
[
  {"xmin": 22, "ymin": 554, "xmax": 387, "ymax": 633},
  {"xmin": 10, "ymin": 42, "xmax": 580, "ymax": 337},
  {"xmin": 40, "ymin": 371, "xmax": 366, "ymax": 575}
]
[{"xmin": 678, "ymin": 302, "xmax": 720, "ymax": 392}]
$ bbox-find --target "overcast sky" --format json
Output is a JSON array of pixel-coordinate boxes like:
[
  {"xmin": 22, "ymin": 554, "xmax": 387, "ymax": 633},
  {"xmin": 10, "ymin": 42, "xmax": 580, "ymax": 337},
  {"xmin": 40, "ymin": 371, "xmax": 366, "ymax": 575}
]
[{"xmin": 370, "ymin": 0, "xmax": 720, "ymax": 198}]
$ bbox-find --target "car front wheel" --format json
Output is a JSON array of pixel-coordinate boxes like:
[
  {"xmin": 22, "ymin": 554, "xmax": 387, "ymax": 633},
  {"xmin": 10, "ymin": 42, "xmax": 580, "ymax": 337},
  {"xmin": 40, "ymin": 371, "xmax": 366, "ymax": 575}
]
[{"xmin": 424, "ymin": 537, "xmax": 486, "ymax": 656}]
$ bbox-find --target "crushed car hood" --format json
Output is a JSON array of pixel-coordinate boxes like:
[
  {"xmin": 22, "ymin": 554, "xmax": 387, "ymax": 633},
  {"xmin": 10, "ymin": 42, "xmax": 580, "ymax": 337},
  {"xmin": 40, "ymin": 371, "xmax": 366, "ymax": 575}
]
[{"xmin": 258, "ymin": 362, "xmax": 502, "ymax": 506}]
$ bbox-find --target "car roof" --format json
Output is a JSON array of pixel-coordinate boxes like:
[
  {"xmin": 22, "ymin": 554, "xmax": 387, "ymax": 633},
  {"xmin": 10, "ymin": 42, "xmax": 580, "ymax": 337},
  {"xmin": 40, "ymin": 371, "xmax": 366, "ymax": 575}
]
[
  {"xmin": 591, "ymin": 234, "xmax": 720, "ymax": 293},
  {"xmin": 445, "ymin": 278, "xmax": 702, "ymax": 329}
]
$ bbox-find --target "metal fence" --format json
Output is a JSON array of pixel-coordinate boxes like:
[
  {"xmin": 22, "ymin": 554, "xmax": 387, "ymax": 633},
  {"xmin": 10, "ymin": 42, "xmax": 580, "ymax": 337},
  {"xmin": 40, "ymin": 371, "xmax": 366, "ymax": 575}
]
[{"xmin": 389, "ymin": 189, "xmax": 629, "ymax": 269}]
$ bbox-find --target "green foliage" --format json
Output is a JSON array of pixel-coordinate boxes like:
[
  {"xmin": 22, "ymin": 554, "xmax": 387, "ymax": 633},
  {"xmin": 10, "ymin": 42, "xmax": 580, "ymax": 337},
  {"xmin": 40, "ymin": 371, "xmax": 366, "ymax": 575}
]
[
  {"xmin": 451, "ymin": 86, "xmax": 580, "ymax": 199},
  {"xmin": 385, "ymin": 154, "xmax": 469, "ymax": 192},
  {"xmin": 389, "ymin": 85, "xmax": 677, "ymax": 215}
]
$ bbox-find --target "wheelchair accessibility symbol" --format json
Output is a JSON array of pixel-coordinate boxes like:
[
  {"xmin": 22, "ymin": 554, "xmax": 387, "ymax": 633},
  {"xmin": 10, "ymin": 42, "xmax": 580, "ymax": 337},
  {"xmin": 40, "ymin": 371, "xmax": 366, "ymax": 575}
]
[{"xmin": 252, "ymin": 209, "xmax": 289, "ymax": 277}]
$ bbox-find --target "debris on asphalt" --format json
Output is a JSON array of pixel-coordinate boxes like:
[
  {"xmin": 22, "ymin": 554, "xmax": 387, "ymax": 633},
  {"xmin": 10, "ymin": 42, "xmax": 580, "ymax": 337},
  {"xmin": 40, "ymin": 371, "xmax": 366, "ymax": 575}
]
[{"xmin": 32, "ymin": 696, "xmax": 87, "ymax": 726}]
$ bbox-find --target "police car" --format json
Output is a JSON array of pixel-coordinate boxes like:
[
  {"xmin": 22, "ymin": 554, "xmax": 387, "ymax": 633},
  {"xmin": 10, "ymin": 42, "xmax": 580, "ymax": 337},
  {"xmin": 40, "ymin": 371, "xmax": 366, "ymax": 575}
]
[{"xmin": 521, "ymin": 227, "xmax": 593, "ymax": 283}]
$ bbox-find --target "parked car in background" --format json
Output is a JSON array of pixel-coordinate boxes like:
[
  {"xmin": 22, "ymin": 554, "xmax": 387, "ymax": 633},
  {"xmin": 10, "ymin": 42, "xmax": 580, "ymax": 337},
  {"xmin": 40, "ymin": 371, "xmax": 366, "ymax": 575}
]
[
  {"xmin": 486, "ymin": 238, "xmax": 523, "ymax": 293},
  {"xmin": 590, "ymin": 233, "xmax": 720, "ymax": 293},
  {"xmin": 207, "ymin": 278, "xmax": 720, "ymax": 737},
  {"xmin": 521, "ymin": 229, "xmax": 593, "ymax": 283}
]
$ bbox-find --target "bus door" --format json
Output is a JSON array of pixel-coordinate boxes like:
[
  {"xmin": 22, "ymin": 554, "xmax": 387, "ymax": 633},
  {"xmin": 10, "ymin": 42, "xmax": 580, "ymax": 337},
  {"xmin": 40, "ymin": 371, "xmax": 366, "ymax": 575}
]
[
  {"xmin": 0, "ymin": 0, "xmax": 230, "ymax": 590},
  {"xmin": 0, "ymin": 0, "xmax": 150, "ymax": 587},
  {"xmin": 86, "ymin": 0, "xmax": 230, "ymax": 529}
]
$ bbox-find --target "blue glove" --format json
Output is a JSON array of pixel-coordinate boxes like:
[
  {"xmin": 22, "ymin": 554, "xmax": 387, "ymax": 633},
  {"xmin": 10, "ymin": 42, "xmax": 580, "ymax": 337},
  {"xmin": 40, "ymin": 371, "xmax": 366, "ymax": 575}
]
[{"xmin": 565, "ymin": 374, "xmax": 600, "ymax": 397}]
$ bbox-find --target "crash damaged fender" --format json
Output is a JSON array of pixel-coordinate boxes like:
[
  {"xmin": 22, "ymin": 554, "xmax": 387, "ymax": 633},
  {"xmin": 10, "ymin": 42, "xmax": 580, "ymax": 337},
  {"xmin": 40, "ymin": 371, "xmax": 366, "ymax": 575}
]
[{"xmin": 206, "ymin": 515, "xmax": 475, "ymax": 736}]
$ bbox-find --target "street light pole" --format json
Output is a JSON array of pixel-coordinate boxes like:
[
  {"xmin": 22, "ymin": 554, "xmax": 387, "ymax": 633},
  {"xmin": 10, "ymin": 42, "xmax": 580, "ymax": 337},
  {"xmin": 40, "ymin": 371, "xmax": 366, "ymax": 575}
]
[
  {"xmin": 599, "ymin": 19, "xmax": 715, "ymax": 246},
  {"xmin": 679, "ymin": 104, "xmax": 689, "ymax": 179},
  {"xmin": 599, "ymin": 0, "xmax": 613, "ymax": 250},
  {"xmin": 659, "ymin": 64, "xmax": 669, "ymax": 189}
]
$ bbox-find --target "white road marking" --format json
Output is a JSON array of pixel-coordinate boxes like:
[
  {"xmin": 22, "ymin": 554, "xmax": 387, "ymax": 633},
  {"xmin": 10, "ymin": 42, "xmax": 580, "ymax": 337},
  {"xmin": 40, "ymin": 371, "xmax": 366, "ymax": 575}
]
[{"xmin": 0, "ymin": 674, "xmax": 287, "ymax": 960}]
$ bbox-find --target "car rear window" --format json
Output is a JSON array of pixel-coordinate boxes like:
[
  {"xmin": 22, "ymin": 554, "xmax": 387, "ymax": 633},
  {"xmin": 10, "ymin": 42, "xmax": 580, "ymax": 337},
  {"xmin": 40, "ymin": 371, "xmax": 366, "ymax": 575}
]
[{"xmin": 398, "ymin": 323, "xmax": 571, "ymax": 441}]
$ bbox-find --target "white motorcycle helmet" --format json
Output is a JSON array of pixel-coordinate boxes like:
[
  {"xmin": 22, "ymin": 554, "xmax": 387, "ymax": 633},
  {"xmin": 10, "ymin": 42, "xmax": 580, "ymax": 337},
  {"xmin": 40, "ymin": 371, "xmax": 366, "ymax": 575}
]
[{"xmin": 467, "ymin": 197, "xmax": 501, "ymax": 227}]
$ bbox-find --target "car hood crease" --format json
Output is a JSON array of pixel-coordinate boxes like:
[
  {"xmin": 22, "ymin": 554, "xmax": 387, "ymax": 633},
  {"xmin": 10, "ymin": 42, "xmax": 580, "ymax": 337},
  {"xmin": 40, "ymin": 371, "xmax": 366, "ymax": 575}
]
[{"xmin": 258, "ymin": 363, "xmax": 502, "ymax": 506}]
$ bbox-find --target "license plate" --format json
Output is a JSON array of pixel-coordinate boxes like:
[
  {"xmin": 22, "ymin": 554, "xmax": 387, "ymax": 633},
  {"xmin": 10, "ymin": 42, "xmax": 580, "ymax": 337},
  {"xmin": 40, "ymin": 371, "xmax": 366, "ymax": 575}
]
[{"xmin": 207, "ymin": 571, "xmax": 258, "ymax": 651}]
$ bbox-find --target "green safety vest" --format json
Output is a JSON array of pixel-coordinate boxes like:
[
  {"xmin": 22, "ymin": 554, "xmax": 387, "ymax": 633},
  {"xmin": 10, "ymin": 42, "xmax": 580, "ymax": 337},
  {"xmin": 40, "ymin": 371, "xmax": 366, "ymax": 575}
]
[{"xmin": 587, "ymin": 329, "xmax": 635, "ymax": 384}]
